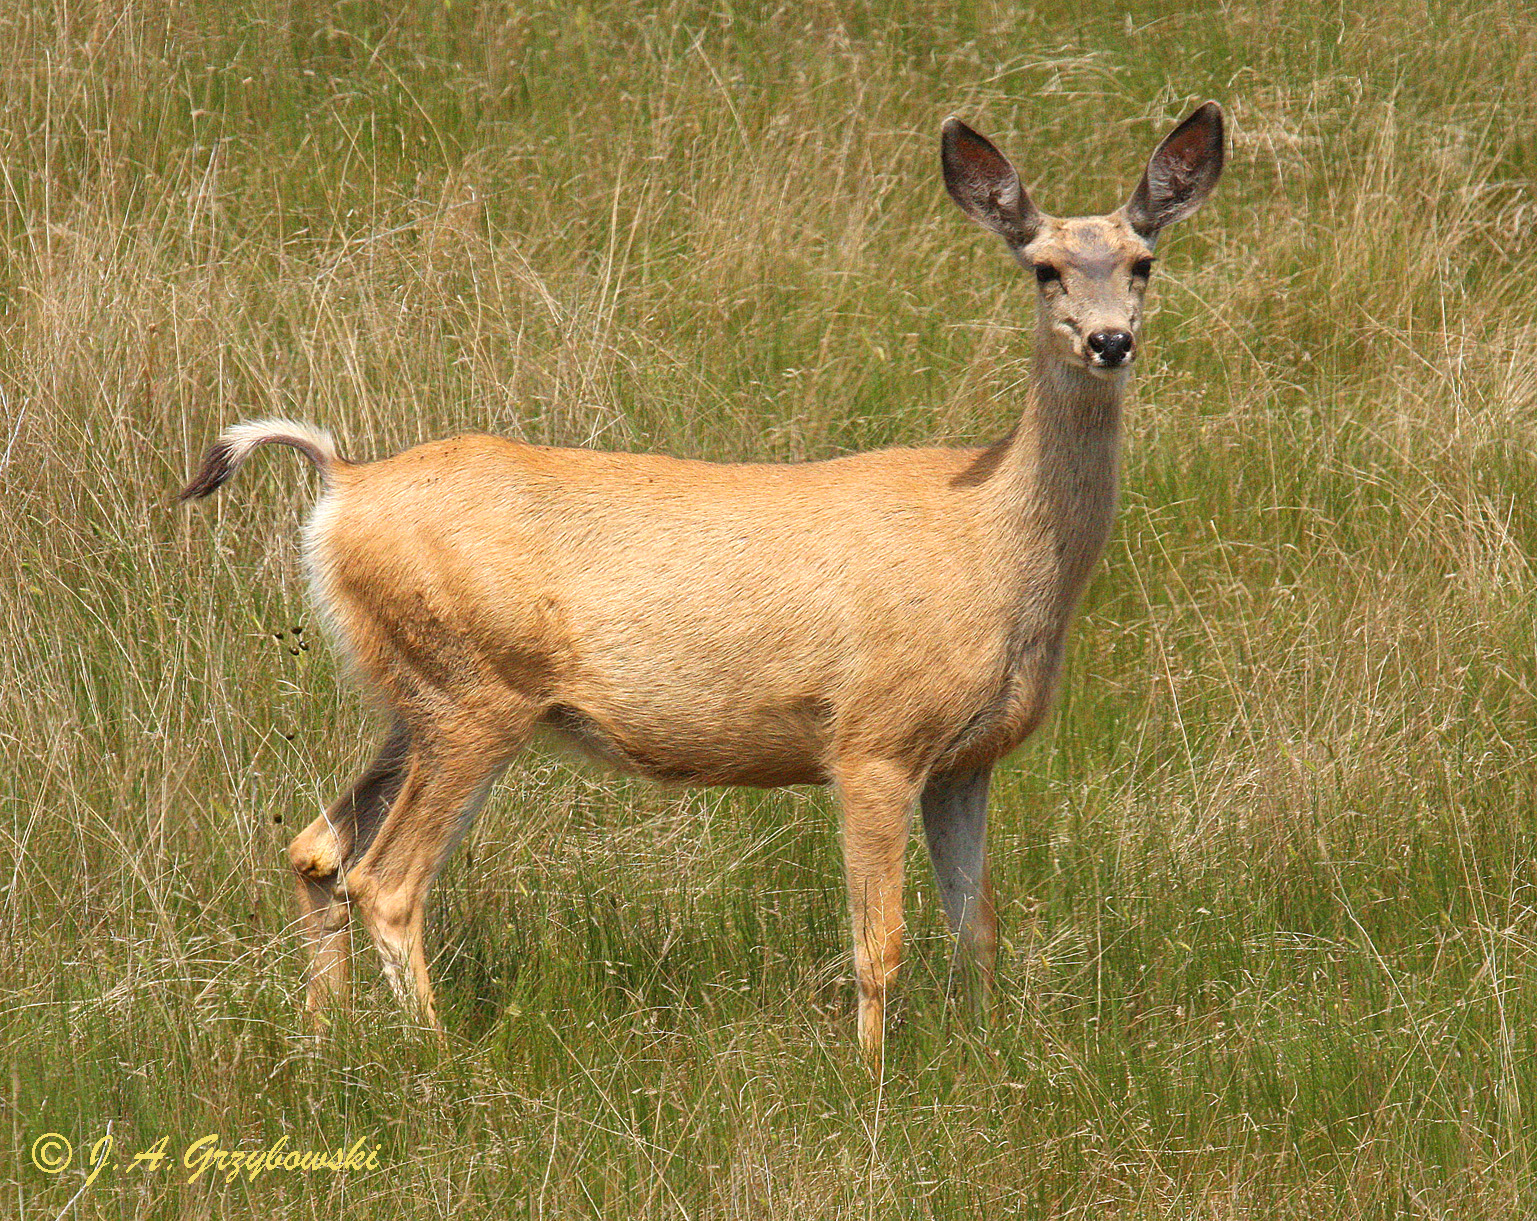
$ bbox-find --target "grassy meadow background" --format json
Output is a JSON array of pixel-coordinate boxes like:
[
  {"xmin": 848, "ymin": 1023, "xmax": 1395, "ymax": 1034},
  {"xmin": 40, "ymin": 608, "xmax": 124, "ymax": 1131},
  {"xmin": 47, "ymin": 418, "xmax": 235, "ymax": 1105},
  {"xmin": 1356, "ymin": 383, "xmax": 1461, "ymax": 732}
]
[{"xmin": 5, "ymin": 0, "xmax": 1537, "ymax": 1215}]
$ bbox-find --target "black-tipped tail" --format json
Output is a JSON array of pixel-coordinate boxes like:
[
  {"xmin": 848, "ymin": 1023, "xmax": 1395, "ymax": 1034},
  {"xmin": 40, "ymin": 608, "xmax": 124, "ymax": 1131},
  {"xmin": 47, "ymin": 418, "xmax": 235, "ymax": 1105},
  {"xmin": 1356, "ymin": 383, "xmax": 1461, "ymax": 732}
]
[
  {"xmin": 179, "ymin": 439, "xmax": 241, "ymax": 500},
  {"xmin": 178, "ymin": 419, "xmax": 342, "ymax": 501}
]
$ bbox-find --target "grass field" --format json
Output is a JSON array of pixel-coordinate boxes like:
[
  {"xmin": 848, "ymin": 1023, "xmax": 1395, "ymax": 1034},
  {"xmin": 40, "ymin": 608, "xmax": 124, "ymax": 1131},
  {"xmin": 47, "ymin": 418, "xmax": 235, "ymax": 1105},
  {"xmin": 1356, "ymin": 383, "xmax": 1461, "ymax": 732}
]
[{"xmin": 5, "ymin": 0, "xmax": 1537, "ymax": 1216}]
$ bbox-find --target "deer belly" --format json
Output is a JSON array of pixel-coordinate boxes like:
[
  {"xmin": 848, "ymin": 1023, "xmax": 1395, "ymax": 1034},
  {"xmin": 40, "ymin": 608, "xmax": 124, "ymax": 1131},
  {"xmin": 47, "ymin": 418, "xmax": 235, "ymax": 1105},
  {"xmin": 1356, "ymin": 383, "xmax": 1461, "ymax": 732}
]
[{"xmin": 536, "ymin": 695, "xmax": 831, "ymax": 788}]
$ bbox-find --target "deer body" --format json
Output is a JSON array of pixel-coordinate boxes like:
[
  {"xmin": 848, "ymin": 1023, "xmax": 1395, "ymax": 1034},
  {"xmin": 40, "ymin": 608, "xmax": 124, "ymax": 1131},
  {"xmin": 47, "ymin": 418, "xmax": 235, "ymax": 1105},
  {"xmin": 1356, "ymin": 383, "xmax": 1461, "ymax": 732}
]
[
  {"xmin": 311, "ymin": 386, "xmax": 1113, "ymax": 786},
  {"xmin": 183, "ymin": 102, "xmax": 1223, "ymax": 1061}
]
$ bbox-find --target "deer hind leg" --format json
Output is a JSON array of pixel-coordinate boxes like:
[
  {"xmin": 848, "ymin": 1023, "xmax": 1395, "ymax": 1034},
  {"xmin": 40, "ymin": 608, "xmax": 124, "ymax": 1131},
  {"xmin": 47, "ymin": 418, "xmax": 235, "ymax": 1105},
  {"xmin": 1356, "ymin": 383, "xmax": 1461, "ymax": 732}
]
[
  {"xmin": 836, "ymin": 757, "xmax": 923, "ymax": 1066},
  {"xmin": 920, "ymin": 765, "xmax": 997, "ymax": 1009},
  {"xmin": 338, "ymin": 712, "xmax": 535, "ymax": 1032},
  {"xmin": 289, "ymin": 719, "xmax": 411, "ymax": 1018}
]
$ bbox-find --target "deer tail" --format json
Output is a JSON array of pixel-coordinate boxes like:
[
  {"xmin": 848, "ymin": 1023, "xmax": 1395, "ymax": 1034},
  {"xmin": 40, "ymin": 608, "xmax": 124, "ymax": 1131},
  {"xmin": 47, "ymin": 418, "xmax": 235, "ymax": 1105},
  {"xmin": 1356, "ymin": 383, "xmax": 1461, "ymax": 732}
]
[{"xmin": 178, "ymin": 418, "xmax": 345, "ymax": 501}]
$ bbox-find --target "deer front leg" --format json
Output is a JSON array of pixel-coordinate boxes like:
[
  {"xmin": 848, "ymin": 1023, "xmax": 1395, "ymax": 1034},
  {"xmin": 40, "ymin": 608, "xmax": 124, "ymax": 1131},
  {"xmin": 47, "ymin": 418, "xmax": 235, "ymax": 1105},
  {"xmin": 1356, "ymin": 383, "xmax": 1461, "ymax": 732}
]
[
  {"xmin": 836, "ymin": 758, "xmax": 921, "ymax": 1065},
  {"xmin": 920, "ymin": 765, "xmax": 997, "ymax": 1008}
]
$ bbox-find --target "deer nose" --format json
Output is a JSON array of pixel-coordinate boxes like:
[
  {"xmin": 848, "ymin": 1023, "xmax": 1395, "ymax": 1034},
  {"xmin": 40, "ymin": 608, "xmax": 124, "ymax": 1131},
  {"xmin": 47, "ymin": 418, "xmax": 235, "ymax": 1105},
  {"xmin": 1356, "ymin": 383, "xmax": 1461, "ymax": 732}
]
[{"xmin": 1087, "ymin": 329, "xmax": 1134, "ymax": 366}]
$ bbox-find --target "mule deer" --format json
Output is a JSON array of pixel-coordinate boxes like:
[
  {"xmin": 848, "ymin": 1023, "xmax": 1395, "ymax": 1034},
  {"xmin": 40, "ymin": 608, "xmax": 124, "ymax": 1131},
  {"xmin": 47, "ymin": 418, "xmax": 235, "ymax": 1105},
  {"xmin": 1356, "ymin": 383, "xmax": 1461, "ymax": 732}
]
[{"xmin": 181, "ymin": 102, "xmax": 1224, "ymax": 1061}]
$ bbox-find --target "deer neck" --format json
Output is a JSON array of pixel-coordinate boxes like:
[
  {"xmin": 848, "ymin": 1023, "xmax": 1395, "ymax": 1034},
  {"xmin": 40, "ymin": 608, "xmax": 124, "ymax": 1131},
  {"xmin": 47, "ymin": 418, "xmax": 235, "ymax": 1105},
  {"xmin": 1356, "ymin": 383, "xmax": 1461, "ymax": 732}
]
[{"xmin": 989, "ymin": 345, "xmax": 1127, "ymax": 598}]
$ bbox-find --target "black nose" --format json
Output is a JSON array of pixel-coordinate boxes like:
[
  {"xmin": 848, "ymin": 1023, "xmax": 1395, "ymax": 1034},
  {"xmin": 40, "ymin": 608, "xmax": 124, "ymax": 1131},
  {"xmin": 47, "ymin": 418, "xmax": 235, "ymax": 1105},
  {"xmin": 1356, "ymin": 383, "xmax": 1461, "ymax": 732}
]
[{"xmin": 1087, "ymin": 329, "xmax": 1134, "ymax": 366}]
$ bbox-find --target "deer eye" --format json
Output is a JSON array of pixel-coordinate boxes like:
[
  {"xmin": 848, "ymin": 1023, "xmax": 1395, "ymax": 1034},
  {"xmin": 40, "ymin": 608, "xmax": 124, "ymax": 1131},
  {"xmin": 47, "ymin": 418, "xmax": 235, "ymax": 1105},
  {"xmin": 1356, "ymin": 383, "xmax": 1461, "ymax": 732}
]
[
  {"xmin": 1033, "ymin": 262, "xmax": 1061, "ymax": 285},
  {"xmin": 1131, "ymin": 257, "xmax": 1155, "ymax": 280}
]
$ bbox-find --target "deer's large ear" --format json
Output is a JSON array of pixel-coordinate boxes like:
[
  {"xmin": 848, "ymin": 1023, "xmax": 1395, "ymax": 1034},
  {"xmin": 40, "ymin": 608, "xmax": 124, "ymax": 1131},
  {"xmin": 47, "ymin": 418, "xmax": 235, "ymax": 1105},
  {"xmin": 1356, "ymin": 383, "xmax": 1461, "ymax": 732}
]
[
  {"xmin": 1123, "ymin": 102, "xmax": 1224, "ymax": 243},
  {"xmin": 941, "ymin": 117, "xmax": 1041, "ymax": 247}
]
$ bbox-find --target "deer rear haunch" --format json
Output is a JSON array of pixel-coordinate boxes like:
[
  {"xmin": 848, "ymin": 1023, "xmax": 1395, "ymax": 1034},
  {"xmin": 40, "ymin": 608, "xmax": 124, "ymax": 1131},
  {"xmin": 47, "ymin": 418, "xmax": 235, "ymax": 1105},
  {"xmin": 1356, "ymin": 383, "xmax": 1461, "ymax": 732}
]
[{"xmin": 181, "ymin": 103, "xmax": 1223, "ymax": 1063}]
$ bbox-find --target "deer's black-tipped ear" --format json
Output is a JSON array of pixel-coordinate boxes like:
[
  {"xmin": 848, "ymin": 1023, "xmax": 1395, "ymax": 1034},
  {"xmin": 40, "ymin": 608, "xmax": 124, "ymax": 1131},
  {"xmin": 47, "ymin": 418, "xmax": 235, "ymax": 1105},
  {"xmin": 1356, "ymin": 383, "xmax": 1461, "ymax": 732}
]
[
  {"xmin": 1123, "ymin": 101, "xmax": 1224, "ymax": 243},
  {"xmin": 941, "ymin": 117, "xmax": 1041, "ymax": 246}
]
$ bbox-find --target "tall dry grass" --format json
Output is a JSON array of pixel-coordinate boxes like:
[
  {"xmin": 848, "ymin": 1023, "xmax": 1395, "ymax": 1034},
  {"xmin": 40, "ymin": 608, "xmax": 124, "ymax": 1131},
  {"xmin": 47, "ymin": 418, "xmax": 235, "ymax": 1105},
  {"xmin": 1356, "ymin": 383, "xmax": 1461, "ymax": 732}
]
[{"xmin": 4, "ymin": 1, "xmax": 1537, "ymax": 1216}]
